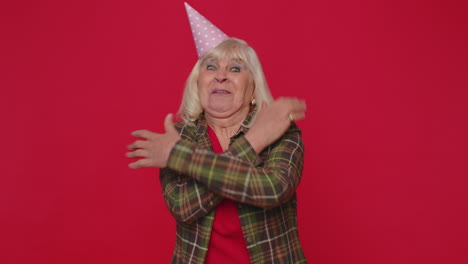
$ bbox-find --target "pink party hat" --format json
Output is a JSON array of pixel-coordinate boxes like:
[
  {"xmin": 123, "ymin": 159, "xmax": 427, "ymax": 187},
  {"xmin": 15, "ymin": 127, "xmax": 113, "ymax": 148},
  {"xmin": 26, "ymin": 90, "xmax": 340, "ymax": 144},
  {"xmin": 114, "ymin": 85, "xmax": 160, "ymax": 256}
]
[{"xmin": 184, "ymin": 2, "xmax": 229, "ymax": 58}]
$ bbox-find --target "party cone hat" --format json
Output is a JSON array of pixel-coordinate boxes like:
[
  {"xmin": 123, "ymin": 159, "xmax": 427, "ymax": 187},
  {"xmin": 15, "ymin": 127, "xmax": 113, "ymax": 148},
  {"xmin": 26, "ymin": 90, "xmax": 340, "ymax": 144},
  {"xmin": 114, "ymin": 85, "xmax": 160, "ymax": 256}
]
[{"xmin": 184, "ymin": 2, "xmax": 229, "ymax": 58}]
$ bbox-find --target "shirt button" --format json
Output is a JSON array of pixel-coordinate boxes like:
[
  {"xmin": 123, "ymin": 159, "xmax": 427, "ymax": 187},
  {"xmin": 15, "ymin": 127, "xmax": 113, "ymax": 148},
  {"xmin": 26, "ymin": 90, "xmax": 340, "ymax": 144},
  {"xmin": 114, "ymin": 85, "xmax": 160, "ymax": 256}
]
[
  {"xmin": 208, "ymin": 201, "xmax": 214, "ymax": 206},
  {"xmin": 245, "ymin": 236, "xmax": 252, "ymax": 244}
]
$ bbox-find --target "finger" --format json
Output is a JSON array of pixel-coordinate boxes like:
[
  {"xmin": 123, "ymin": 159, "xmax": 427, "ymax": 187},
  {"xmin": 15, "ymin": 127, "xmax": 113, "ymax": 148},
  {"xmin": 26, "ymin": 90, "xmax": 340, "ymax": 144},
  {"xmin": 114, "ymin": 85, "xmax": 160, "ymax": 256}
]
[
  {"xmin": 290, "ymin": 112, "xmax": 306, "ymax": 121},
  {"xmin": 132, "ymin": 130, "xmax": 156, "ymax": 140},
  {"xmin": 297, "ymin": 100, "xmax": 306, "ymax": 110},
  {"xmin": 258, "ymin": 102, "xmax": 269, "ymax": 113},
  {"xmin": 164, "ymin": 113, "xmax": 177, "ymax": 134},
  {"xmin": 275, "ymin": 98, "xmax": 300, "ymax": 110},
  {"xmin": 291, "ymin": 107, "xmax": 306, "ymax": 116},
  {"xmin": 290, "ymin": 100, "xmax": 306, "ymax": 112},
  {"xmin": 278, "ymin": 97, "xmax": 299, "ymax": 102},
  {"xmin": 128, "ymin": 140, "xmax": 149, "ymax": 150},
  {"xmin": 128, "ymin": 159, "xmax": 152, "ymax": 169},
  {"xmin": 281, "ymin": 97, "xmax": 304, "ymax": 105},
  {"xmin": 126, "ymin": 149, "xmax": 149, "ymax": 158}
]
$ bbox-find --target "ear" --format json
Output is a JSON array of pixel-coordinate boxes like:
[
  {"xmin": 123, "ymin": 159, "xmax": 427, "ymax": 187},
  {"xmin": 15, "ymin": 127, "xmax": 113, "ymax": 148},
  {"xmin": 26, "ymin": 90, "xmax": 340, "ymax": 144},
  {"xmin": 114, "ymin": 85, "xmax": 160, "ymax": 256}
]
[
  {"xmin": 250, "ymin": 84, "xmax": 256, "ymax": 105},
  {"xmin": 250, "ymin": 81, "xmax": 256, "ymax": 97}
]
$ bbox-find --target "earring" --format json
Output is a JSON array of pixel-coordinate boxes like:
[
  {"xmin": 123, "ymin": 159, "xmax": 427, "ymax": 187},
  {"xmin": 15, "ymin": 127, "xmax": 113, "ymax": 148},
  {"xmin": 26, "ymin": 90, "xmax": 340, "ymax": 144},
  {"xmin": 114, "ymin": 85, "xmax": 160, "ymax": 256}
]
[{"xmin": 251, "ymin": 98, "xmax": 256, "ymax": 105}]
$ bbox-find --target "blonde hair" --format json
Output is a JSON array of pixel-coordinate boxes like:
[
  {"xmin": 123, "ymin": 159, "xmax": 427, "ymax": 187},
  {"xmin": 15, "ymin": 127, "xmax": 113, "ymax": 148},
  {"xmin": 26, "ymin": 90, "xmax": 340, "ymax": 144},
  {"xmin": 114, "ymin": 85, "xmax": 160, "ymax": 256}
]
[{"xmin": 178, "ymin": 38, "xmax": 273, "ymax": 125}]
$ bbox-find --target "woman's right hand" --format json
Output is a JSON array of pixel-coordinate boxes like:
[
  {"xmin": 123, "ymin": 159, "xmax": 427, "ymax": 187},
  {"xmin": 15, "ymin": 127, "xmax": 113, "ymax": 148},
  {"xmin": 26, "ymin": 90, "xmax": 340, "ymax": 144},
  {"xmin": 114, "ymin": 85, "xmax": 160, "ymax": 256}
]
[
  {"xmin": 127, "ymin": 114, "xmax": 181, "ymax": 169},
  {"xmin": 245, "ymin": 97, "xmax": 306, "ymax": 154}
]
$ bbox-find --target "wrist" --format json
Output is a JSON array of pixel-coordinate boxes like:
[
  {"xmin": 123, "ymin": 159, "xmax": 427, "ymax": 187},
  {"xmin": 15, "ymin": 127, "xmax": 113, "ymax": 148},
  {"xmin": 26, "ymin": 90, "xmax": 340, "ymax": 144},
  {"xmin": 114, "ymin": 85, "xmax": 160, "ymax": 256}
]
[{"xmin": 245, "ymin": 131, "xmax": 266, "ymax": 154}]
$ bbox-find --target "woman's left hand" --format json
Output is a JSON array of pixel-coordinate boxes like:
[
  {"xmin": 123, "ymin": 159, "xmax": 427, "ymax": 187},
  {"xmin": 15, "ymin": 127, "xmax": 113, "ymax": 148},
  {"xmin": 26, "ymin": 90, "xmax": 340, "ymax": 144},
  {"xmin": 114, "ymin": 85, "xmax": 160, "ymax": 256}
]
[{"xmin": 127, "ymin": 114, "xmax": 181, "ymax": 169}]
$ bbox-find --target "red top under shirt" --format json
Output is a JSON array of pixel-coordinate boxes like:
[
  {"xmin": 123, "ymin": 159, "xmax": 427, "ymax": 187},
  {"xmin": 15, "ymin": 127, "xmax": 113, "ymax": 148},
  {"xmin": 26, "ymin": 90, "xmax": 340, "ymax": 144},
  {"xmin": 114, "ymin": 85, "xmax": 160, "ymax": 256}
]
[{"xmin": 205, "ymin": 126, "xmax": 251, "ymax": 264}]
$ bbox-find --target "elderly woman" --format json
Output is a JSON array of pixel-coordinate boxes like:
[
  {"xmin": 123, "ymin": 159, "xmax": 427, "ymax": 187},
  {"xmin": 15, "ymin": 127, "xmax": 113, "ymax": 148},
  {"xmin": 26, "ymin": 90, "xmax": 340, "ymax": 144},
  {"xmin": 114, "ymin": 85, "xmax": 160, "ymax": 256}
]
[
  {"xmin": 127, "ymin": 37, "xmax": 307, "ymax": 263},
  {"xmin": 127, "ymin": 5, "xmax": 306, "ymax": 264}
]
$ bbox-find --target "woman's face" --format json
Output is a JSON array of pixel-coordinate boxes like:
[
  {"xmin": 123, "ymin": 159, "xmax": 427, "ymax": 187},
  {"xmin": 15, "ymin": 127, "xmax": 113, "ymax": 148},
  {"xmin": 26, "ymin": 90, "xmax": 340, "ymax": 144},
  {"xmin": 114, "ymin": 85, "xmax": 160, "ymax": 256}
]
[{"xmin": 198, "ymin": 56, "xmax": 255, "ymax": 120}]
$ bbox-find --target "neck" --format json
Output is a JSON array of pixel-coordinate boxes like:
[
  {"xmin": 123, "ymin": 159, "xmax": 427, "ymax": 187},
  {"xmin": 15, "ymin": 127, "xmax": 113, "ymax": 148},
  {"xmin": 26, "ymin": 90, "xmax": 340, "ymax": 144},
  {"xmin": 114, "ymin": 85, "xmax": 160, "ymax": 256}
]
[
  {"xmin": 205, "ymin": 107, "xmax": 249, "ymax": 141},
  {"xmin": 206, "ymin": 116, "xmax": 243, "ymax": 139}
]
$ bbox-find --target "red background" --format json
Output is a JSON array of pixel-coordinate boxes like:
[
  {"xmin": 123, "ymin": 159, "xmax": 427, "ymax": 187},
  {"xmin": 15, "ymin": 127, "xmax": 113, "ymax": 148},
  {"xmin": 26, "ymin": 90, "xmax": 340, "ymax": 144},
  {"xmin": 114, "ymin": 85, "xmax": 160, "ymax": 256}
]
[{"xmin": 1, "ymin": 0, "xmax": 467, "ymax": 263}]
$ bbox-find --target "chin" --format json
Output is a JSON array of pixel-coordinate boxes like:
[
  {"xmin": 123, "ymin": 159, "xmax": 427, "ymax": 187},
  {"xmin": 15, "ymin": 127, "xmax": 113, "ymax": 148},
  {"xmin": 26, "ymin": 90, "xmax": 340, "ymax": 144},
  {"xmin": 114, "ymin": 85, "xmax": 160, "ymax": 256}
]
[
  {"xmin": 207, "ymin": 103, "xmax": 235, "ymax": 113},
  {"xmin": 206, "ymin": 108, "xmax": 236, "ymax": 118},
  {"xmin": 205, "ymin": 104, "xmax": 249, "ymax": 119}
]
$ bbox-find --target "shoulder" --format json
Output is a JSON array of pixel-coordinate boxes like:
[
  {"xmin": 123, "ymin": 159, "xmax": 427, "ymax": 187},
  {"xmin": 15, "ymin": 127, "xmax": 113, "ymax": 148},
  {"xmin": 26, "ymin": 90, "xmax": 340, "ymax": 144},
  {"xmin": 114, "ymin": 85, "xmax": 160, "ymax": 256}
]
[
  {"xmin": 256, "ymin": 122, "xmax": 304, "ymax": 166},
  {"xmin": 281, "ymin": 122, "xmax": 303, "ymax": 144},
  {"xmin": 287, "ymin": 122, "xmax": 302, "ymax": 134},
  {"xmin": 174, "ymin": 120, "xmax": 197, "ymax": 140},
  {"xmin": 273, "ymin": 122, "xmax": 304, "ymax": 150}
]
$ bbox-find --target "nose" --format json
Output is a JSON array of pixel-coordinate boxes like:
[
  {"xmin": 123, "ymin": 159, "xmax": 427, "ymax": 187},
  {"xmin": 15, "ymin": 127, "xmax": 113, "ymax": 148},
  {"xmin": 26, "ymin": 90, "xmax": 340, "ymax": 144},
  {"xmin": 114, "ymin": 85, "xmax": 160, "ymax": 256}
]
[{"xmin": 214, "ymin": 69, "xmax": 228, "ymax": 83}]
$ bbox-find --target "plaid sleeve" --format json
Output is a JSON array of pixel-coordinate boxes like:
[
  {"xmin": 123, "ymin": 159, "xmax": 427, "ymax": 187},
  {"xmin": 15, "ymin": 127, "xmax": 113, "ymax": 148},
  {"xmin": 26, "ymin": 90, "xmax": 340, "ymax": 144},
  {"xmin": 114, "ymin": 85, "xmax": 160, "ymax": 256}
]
[
  {"xmin": 159, "ymin": 122, "xmax": 223, "ymax": 224},
  {"xmin": 160, "ymin": 166, "xmax": 223, "ymax": 223},
  {"xmin": 167, "ymin": 127, "xmax": 304, "ymax": 208}
]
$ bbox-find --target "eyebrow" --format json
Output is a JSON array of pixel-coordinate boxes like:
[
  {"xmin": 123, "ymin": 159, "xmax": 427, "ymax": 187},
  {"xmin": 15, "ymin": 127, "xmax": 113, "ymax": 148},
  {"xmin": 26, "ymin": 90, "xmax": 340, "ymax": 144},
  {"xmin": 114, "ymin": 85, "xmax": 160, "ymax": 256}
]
[
  {"xmin": 230, "ymin": 58, "xmax": 244, "ymax": 65},
  {"xmin": 203, "ymin": 57, "xmax": 244, "ymax": 65}
]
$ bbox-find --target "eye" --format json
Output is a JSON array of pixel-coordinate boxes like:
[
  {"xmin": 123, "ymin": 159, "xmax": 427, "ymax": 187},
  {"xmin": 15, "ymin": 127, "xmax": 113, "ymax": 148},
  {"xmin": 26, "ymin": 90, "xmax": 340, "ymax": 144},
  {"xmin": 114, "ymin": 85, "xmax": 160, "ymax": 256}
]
[
  {"xmin": 206, "ymin": 65, "xmax": 216, "ymax": 71},
  {"xmin": 230, "ymin": 66, "xmax": 241, "ymax": 72}
]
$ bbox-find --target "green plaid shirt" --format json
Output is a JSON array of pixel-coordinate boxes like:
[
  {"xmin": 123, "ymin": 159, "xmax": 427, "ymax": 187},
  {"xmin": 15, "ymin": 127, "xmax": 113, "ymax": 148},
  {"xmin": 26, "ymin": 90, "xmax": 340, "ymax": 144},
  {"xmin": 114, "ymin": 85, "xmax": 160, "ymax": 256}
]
[{"xmin": 160, "ymin": 112, "xmax": 307, "ymax": 264}]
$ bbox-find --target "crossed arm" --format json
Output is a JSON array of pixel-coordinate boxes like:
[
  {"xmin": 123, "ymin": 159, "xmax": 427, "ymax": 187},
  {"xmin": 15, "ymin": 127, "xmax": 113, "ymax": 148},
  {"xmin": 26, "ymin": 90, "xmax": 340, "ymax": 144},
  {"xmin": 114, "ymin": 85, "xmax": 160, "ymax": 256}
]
[
  {"xmin": 127, "ymin": 98, "xmax": 306, "ymax": 223},
  {"xmin": 159, "ymin": 128, "xmax": 303, "ymax": 222}
]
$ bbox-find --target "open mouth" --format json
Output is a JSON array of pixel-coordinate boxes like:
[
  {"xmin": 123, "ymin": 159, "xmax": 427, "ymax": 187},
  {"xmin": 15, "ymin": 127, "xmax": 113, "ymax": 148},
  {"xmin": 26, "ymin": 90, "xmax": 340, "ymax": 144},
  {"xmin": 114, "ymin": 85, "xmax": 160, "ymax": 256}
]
[{"xmin": 212, "ymin": 89, "xmax": 231, "ymax": 94}]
